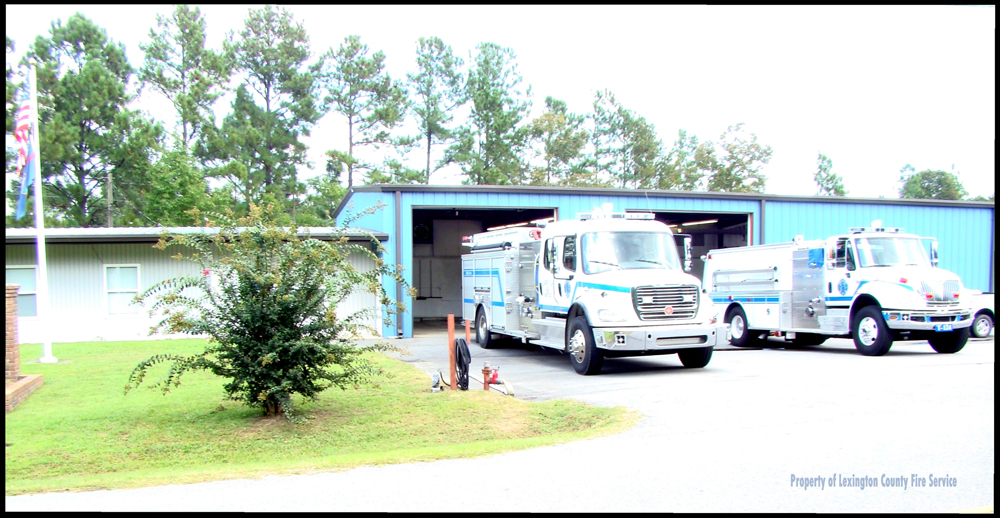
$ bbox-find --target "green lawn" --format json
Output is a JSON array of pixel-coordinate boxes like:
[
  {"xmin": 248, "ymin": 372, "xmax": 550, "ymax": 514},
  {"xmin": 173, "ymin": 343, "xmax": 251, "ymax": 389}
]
[{"xmin": 5, "ymin": 339, "xmax": 637, "ymax": 495}]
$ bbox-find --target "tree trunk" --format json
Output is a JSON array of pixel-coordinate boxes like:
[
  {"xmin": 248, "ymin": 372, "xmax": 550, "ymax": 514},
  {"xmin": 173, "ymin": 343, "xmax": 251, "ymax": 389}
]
[
  {"xmin": 348, "ymin": 117, "xmax": 354, "ymax": 188},
  {"xmin": 426, "ymin": 127, "xmax": 432, "ymax": 184}
]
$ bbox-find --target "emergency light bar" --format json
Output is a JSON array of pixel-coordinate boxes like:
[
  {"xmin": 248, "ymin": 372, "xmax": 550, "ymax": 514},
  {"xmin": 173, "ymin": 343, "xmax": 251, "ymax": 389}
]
[
  {"xmin": 576, "ymin": 211, "xmax": 655, "ymax": 220},
  {"xmin": 849, "ymin": 220, "xmax": 903, "ymax": 234}
]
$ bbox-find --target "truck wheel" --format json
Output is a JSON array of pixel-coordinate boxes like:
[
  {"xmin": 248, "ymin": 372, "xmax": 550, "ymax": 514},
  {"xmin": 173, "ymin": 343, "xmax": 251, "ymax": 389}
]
[
  {"xmin": 567, "ymin": 316, "xmax": 603, "ymax": 375},
  {"xmin": 787, "ymin": 333, "xmax": 827, "ymax": 347},
  {"xmin": 678, "ymin": 347, "xmax": 713, "ymax": 368},
  {"xmin": 726, "ymin": 306, "xmax": 757, "ymax": 347},
  {"xmin": 971, "ymin": 312, "xmax": 993, "ymax": 338},
  {"xmin": 475, "ymin": 307, "xmax": 493, "ymax": 349},
  {"xmin": 928, "ymin": 327, "xmax": 970, "ymax": 354},
  {"xmin": 852, "ymin": 306, "xmax": 893, "ymax": 356}
]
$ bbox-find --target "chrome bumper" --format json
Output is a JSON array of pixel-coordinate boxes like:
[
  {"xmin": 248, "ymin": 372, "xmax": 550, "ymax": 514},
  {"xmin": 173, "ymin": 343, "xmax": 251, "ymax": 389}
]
[
  {"xmin": 593, "ymin": 323, "xmax": 728, "ymax": 351},
  {"xmin": 882, "ymin": 309, "xmax": 972, "ymax": 331}
]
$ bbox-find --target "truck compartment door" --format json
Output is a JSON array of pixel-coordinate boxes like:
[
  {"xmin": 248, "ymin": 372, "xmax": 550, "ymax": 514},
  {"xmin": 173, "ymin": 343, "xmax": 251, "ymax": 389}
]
[{"xmin": 791, "ymin": 248, "xmax": 825, "ymax": 329}]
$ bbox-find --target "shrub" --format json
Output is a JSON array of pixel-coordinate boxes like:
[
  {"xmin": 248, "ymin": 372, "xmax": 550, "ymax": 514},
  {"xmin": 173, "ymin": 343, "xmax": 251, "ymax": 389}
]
[{"xmin": 125, "ymin": 203, "xmax": 412, "ymax": 419}]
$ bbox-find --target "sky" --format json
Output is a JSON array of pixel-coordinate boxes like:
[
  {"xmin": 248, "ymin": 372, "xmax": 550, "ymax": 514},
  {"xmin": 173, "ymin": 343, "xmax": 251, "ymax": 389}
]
[{"xmin": 5, "ymin": 5, "xmax": 996, "ymax": 200}]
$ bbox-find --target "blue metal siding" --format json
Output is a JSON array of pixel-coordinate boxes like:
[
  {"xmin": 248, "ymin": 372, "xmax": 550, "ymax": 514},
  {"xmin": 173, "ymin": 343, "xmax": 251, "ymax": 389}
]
[
  {"xmin": 394, "ymin": 191, "xmax": 761, "ymax": 338},
  {"xmin": 764, "ymin": 201, "xmax": 994, "ymax": 292},
  {"xmin": 335, "ymin": 191, "xmax": 398, "ymax": 336},
  {"xmin": 337, "ymin": 188, "xmax": 993, "ymax": 337}
]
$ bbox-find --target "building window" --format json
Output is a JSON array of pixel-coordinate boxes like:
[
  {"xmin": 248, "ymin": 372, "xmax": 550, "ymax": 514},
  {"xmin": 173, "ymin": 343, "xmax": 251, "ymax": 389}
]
[
  {"xmin": 5, "ymin": 266, "xmax": 37, "ymax": 317},
  {"xmin": 105, "ymin": 265, "xmax": 140, "ymax": 315}
]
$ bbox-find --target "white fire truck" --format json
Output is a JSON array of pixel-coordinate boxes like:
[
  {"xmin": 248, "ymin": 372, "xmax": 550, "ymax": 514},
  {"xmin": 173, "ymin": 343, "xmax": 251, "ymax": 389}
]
[
  {"xmin": 461, "ymin": 206, "xmax": 729, "ymax": 375},
  {"xmin": 702, "ymin": 221, "xmax": 974, "ymax": 356}
]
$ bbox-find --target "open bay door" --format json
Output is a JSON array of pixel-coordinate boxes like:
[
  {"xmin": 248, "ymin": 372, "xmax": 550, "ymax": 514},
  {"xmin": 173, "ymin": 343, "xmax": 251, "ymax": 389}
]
[{"xmin": 411, "ymin": 207, "xmax": 556, "ymax": 329}]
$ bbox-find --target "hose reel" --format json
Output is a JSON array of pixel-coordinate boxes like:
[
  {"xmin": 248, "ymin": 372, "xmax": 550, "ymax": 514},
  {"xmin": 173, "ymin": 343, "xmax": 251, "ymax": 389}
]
[{"xmin": 454, "ymin": 337, "xmax": 471, "ymax": 390}]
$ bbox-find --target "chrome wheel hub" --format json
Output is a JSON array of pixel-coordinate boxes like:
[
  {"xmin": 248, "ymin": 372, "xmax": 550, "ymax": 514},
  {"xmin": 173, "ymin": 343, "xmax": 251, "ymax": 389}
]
[
  {"xmin": 478, "ymin": 317, "xmax": 487, "ymax": 342},
  {"xmin": 975, "ymin": 317, "xmax": 990, "ymax": 336},
  {"xmin": 731, "ymin": 315, "xmax": 745, "ymax": 339},
  {"xmin": 859, "ymin": 316, "xmax": 879, "ymax": 346},
  {"xmin": 569, "ymin": 329, "xmax": 587, "ymax": 363}
]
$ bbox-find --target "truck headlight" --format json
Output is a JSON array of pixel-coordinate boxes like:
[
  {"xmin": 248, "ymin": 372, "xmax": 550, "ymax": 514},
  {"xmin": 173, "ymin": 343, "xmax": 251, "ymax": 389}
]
[{"xmin": 597, "ymin": 309, "xmax": 627, "ymax": 322}]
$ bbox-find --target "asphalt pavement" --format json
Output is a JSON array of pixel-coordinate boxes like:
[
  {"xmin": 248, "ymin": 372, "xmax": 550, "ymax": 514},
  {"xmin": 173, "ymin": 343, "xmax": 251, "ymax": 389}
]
[{"xmin": 5, "ymin": 323, "xmax": 994, "ymax": 512}]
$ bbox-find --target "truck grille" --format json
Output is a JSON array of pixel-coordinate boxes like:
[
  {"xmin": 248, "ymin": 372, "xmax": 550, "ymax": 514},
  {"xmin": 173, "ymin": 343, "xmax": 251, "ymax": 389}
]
[
  {"xmin": 926, "ymin": 300, "xmax": 960, "ymax": 307},
  {"xmin": 922, "ymin": 280, "xmax": 962, "ymax": 306},
  {"xmin": 633, "ymin": 285, "xmax": 699, "ymax": 321}
]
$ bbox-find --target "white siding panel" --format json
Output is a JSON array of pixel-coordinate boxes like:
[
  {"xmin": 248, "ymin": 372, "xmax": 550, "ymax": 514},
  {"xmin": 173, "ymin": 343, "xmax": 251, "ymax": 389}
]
[
  {"xmin": 339, "ymin": 251, "xmax": 382, "ymax": 337},
  {"xmin": 8, "ymin": 241, "xmax": 384, "ymax": 343},
  {"xmin": 5, "ymin": 245, "xmax": 36, "ymax": 265},
  {"xmin": 7, "ymin": 242, "xmax": 205, "ymax": 343}
]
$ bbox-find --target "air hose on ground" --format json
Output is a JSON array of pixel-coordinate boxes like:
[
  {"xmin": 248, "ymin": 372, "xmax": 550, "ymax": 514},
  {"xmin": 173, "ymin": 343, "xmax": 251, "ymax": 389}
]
[{"xmin": 454, "ymin": 337, "xmax": 471, "ymax": 390}]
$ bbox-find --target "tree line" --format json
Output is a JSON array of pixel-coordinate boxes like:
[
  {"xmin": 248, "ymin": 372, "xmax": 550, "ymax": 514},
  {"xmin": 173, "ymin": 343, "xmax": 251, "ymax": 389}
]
[{"xmin": 5, "ymin": 6, "xmax": 990, "ymax": 229}]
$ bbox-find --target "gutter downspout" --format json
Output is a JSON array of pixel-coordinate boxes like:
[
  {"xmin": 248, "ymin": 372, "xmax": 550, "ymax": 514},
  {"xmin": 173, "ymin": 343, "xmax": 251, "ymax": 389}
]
[
  {"xmin": 990, "ymin": 207, "xmax": 995, "ymax": 293},
  {"xmin": 395, "ymin": 189, "xmax": 403, "ymax": 337},
  {"xmin": 760, "ymin": 198, "xmax": 766, "ymax": 245}
]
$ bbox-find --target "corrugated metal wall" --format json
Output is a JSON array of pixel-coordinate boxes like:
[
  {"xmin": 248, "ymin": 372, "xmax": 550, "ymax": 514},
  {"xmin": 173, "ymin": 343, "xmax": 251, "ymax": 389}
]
[
  {"xmin": 367, "ymin": 190, "xmax": 760, "ymax": 338},
  {"xmin": 337, "ymin": 187, "xmax": 994, "ymax": 338},
  {"xmin": 337, "ymin": 190, "xmax": 398, "ymax": 337},
  {"xmin": 6, "ymin": 242, "xmax": 205, "ymax": 342},
  {"xmin": 337, "ymin": 250, "xmax": 383, "ymax": 336},
  {"xmin": 764, "ymin": 201, "xmax": 994, "ymax": 292}
]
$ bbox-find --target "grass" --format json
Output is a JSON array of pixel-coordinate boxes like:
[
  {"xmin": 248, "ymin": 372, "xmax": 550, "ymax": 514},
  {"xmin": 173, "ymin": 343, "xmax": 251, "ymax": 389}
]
[{"xmin": 5, "ymin": 339, "xmax": 638, "ymax": 496}]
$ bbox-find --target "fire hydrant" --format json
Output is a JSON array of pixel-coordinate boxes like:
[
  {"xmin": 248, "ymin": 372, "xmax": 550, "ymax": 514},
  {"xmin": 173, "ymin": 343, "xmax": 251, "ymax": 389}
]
[{"xmin": 482, "ymin": 361, "xmax": 492, "ymax": 391}]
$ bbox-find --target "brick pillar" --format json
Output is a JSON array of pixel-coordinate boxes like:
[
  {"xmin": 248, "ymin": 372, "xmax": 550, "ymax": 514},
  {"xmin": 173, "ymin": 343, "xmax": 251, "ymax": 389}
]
[{"xmin": 6, "ymin": 284, "xmax": 19, "ymax": 383}]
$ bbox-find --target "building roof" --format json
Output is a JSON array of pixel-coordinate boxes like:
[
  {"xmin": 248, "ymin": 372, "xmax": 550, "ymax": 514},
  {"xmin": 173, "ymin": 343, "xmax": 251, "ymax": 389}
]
[
  {"xmin": 335, "ymin": 184, "xmax": 995, "ymax": 218},
  {"xmin": 5, "ymin": 226, "xmax": 388, "ymax": 245}
]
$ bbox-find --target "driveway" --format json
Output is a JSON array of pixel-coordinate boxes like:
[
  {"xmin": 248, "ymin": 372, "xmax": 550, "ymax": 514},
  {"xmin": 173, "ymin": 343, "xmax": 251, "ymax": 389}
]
[{"xmin": 5, "ymin": 328, "xmax": 994, "ymax": 512}]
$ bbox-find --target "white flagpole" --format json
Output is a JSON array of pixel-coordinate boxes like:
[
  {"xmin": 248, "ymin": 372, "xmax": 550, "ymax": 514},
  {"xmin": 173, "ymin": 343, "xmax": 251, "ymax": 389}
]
[{"xmin": 29, "ymin": 59, "xmax": 56, "ymax": 363}]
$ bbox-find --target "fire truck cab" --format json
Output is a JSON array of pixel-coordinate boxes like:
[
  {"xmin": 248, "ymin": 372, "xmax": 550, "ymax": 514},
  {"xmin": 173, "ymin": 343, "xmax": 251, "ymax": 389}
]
[
  {"xmin": 462, "ymin": 205, "xmax": 729, "ymax": 374},
  {"xmin": 702, "ymin": 220, "xmax": 974, "ymax": 356}
]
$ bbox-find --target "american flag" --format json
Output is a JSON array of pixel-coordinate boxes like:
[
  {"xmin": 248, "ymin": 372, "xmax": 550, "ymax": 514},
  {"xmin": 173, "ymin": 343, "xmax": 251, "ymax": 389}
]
[
  {"xmin": 14, "ymin": 80, "xmax": 35, "ymax": 220},
  {"xmin": 15, "ymin": 83, "xmax": 33, "ymax": 178}
]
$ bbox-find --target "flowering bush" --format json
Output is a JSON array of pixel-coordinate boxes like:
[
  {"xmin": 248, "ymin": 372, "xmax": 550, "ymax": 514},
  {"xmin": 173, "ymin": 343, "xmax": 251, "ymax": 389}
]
[{"xmin": 125, "ymin": 203, "xmax": 412, "ymax": 419}]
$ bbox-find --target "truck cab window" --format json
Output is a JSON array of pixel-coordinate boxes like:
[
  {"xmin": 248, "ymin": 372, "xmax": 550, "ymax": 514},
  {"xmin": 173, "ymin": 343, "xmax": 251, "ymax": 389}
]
[
  {"xmin": 563, "ymin": 236, "xmax": 577, "ymax": 271},
  {"xmin": 834, "ymin": 238, "xmax": 849, "ymax": 268}
]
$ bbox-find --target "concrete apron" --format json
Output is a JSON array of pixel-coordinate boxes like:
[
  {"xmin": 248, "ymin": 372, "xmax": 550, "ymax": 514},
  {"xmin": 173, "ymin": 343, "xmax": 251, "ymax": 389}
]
[{"xmin": 370, "ymin": 319, "xmax": 750, "ymax": 402}]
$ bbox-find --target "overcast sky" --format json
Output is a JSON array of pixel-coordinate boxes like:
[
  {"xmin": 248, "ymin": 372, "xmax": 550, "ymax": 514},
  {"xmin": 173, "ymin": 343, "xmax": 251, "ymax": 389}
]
[{"xmin": 5, "ymin": 5, "xmax": 996, "ymax": 199}]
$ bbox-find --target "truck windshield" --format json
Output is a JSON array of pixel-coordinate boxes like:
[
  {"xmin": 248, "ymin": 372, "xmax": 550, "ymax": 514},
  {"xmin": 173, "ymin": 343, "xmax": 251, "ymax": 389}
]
[
  {"xmin": 580, "ymin": 231, "xmax": 682, "ymax": 274},
  {"xmin": 854, "ymin": 237, "xmax": 931, "ymax": 268}
]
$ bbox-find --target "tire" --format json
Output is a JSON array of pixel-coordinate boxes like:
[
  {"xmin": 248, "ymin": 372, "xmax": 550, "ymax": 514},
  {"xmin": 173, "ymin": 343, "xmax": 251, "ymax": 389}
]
[
  {"xmin": 928, "ymin": 327, "xmax": 970, "ymax": 354},
  {"xmin": 475, "ymin": 307, "xmax": 493, "ymax": 349},
  {"xmin": 678, "ymin": 347, "xmax": 713, "ymax": 368},
  {"xmin": 725, "ymin": 306, "xmax": 759, "ymax": 347},
  {"xmin": 971, "ymin": 312, "xmax": 993, "ymax": 338},
  {"xmin": 787, "ymin": 333, "xmax": 828, "ymax": 347},
  {"xmin": 851, "ymin": 306, "xmax": 893, "ymax": 356},
  {"xmin": 567, "ymin": 316, "xmax": 603, "ymax": 375}
]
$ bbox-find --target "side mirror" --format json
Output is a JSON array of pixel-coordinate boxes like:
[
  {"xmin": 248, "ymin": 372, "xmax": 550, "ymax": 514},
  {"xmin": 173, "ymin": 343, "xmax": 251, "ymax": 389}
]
[
  {"xmin": 683, "ymin": 237, "xmax": 693, "ymax": 272},
  {"xmin": 930, "ymin": 241, "xmax": 939, "ymax": 267},
  {"xmin": 846, "ymin": 247, "xmax": 857, "ymax": 271}
]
